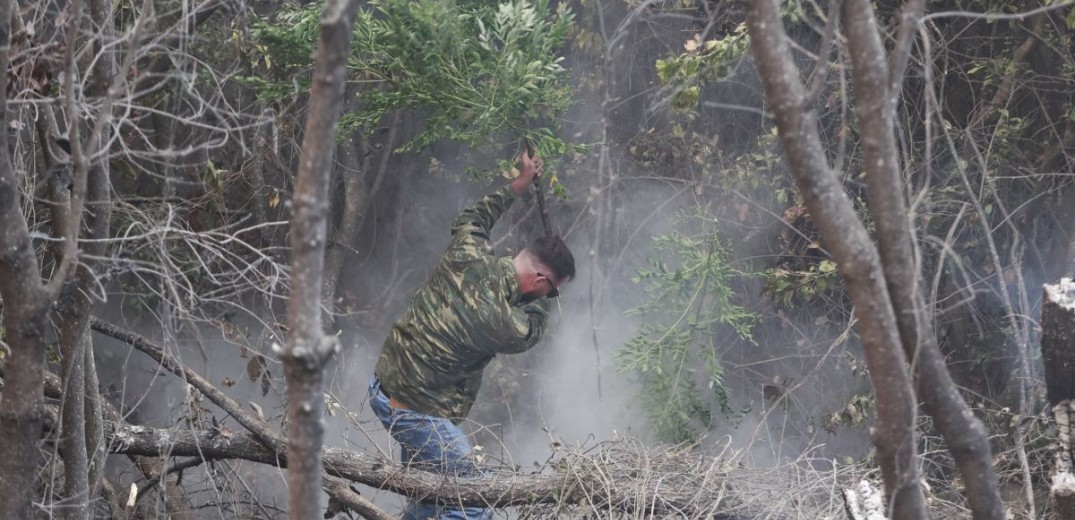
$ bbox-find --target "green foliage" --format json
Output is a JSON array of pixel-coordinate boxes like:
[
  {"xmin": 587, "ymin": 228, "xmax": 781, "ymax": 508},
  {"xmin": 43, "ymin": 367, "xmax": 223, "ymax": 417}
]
[
  {"xmin": 654, "ymin": 23, "xmax": 749, "ymax": 114},
  {"xmin": 348, "ymin": 0, "xmax": 575, "ymax": 153},
  {"xmin": 241, "ymin": 0, "xmax": 580, "ymax": 189},
  {"xmin": 763, "ymin": 259, "xmax": 838, "ymax": 307},
  {"xmin": 240, "ymin": 4, "xmax": 323, "ymax": 102},
  {"xmin": 617, "ymin": 219, "xmax": 758, "ymax": 444},
  {"xmin": 651, "ymin": 1, "xmax": 809, "ymax": 115}
]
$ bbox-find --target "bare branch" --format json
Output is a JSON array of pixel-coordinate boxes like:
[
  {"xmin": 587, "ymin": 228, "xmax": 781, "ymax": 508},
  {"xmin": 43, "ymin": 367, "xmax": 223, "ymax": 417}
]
[
  {"xmin": 920, "ymin": 1, "xmax": 1075, "ymax": 24},
  {"xmin": 89, "ymin": 317, "xmax": 287, "ymax": 449},
  {"xmin": 323, "ymin": 478, "xmax": 394, "ymax": 520}
]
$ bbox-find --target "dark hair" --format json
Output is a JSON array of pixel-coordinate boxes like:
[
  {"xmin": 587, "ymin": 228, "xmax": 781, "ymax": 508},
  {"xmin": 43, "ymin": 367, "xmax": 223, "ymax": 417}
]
[{"xmin": 529, "ymin": 235, "xmax": 576, "ymax": 281}]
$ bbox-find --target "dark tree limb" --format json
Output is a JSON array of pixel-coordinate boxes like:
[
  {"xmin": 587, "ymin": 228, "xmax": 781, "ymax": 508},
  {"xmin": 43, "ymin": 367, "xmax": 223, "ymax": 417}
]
[
  {"xmin": 90, "ymin": 317, "xmax": 287, "ymax": 448},
  {"xmin": 745, "ymin": 1, "xmax": 924, "ymax": 518},
  {"xmin": 966, "ymin": 3, "xmax": 1045, "ymax": 133},
  {"xmin": 841, "ymin": 0, "xmax": 1003, "ymax": 518},
  {"xmin": 886, "ymin": 0, "xmax": 924, "ymax": 92},
  {"xmin": 323, "ymin": 478, "xmax": 395, "ymax": 520},
  {"xmin": 0, "ymin": 0, "xmax": 54, "ymax": 515}
]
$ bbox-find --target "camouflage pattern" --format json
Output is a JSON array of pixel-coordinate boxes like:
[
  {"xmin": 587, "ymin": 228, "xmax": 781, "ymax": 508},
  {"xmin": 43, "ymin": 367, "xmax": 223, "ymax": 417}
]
[{"xmin": 375, "ymin": 186, "xmax": 550, "ymax": 421}]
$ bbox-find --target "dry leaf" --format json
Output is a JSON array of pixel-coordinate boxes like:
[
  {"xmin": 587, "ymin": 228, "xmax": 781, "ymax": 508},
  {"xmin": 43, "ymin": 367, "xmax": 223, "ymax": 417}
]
[
  {"xmin": 246, "ymin": 355, "xmax": 265, "ymax": 382},
  {"xmin": 684, "ymin": 36, "xmax": 700, "ymax": 52}
]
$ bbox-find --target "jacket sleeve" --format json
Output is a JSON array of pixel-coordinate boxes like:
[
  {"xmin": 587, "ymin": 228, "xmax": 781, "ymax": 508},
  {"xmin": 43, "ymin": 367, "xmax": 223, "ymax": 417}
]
[
  {"xmin": 447, "ymin": 186, "xmax": 517, "ymax": 263},
  {"xmin": 473, "ymin": 298, "xmax": 549, "ymax": 355}
]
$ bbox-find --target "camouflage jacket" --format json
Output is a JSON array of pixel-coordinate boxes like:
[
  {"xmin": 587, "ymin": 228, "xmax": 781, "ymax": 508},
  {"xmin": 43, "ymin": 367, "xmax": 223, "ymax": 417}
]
[{"xmin": 374, "ymin": 186, "xmax": 550, "ymax": 421}]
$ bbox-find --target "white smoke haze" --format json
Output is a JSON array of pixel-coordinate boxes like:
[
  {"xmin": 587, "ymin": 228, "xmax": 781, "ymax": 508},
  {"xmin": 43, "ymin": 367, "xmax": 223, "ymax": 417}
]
[
  {"xmin": 88, "ymin": 117, "xmax": 883, "ymax": 515},
  {"xmin": 84, "ymin": 5, "xmax": 884, "ymax": 517},
  {"xmin": 86, "ymin": 126, "xmax": 883, "ymax": 520},
  {"xmin": 294, "ymin": 147, "xmax": 873, "ymax": 515}
]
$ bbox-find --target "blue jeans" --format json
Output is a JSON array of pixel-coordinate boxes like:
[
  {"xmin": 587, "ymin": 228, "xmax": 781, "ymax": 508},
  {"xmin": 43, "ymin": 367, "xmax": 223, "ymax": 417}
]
[{"xmin": 369, "ymin": 377, "xmax": 492, "ymax": 520}]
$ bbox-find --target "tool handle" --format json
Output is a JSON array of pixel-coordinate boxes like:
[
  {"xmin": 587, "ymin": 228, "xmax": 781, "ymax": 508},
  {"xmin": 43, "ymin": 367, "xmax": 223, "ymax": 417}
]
[
  {"xmin": 524, "ymin": 138, "xmax": 554, "ymax": 238},
  {"xmin": 534, "ymin": 180, "xmax": 553, "ymax": 238}
]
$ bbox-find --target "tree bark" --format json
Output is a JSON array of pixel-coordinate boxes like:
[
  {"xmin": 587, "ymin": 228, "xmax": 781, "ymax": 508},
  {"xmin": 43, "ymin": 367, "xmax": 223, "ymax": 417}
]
[
  {"xmin": 1052, "ymin": 401, "xmax": 1075, "ymax": 520},
  {"xmin": 281, "ymin": 1, "xmax": 360, "ymax": 517},
  {"xmin": 1043, "ymin": 279, "xmax": 1075, "ymax": 405},
  {"xmin": 321, "ymin": 134, "xmax": 368, "ymax": 314},
  {"xmin": 745, "ymin": 2, "xmax": 925, "ymax": 518},
  {"xmin": 841, "ymin": 1, "xmax": 1003, "ymax": 518},
  {"xmin": 82, "ymin": 330, "xmax": 106, "ymax": 510},
  {"xmin": 57, "ymin": 316, "xmax": 91, "ymax": 520},
  {"xmin": 54, "ymin": 0, "xmax": 120, "ymax": 514},
  {"xmin": 0, "ymin": 0, "xmax": 54, "ymax": 516}
]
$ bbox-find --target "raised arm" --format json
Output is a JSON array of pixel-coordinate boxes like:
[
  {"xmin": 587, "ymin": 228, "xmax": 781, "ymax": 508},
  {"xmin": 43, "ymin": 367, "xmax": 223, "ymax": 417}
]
[{"xmin": 448, "ymin": 153, "xmax": 542, "ymax": 253}]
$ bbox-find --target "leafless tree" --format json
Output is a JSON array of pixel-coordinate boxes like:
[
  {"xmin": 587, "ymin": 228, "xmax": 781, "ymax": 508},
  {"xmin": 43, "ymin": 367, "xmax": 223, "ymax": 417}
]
[
  {"xmin": 281, "ymin": 0, "xmax": 361, "ymax": 516},
  {"xmin": 747, "ymin": 0, "xmax": 1006, "ymax": 518}
]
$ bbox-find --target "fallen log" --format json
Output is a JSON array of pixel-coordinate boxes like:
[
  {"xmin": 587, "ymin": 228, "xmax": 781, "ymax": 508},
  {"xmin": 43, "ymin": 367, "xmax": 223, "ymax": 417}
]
[{"xmin": 106, "ymin": 421, "xmax": 749, "ymax": 518}]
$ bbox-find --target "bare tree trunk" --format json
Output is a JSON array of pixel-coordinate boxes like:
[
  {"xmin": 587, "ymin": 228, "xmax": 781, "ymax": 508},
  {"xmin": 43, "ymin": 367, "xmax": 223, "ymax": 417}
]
[
  {"xmin": 57, "ymin": 318, "xmax": 91, "ymax": 519},
  {"xmin": 282, "ymin": 0, "xmax": 360, "ymax": 517},
  {"xmin": 745, "ymin": 2, "xmax": 925, "ymax": 518},
  {"xmin": 321, "ymin": 134, "xmax": 368, "ymax": 313},
  {"xmin": 55, "ymin": 0, "xmax": 120, "ymax": 514},
  {"xmin": 1045, "ymin": 280, "xmax": 1075, "ymax": 516},
  {"xmin": 250, "ymin": 111, "xmax": 279, "ymax": 246},
  {"xmin": 0, "ymin": 0, "xmax": 54, "ymax": 515},
  {"xmin": 840, "ymin": 1, "xmax": 1003, "ymax": 518},
  {"xmin": 83, "ymin": 330, "xmax": 106, "ymax": 507},
  {"xmin": 1043, "ymin": 279, "xmax": 1075, "ymax": 405},
  {"xmin": 0, "ymin": 305, "xmax": 50, "ymax": 519}
]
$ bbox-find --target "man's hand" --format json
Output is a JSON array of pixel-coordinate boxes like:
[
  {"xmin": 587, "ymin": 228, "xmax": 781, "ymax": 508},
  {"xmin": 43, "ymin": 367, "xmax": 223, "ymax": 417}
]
[{"xmin": 509, "ymin": 152, "xmax": 543, "ymax": 196}]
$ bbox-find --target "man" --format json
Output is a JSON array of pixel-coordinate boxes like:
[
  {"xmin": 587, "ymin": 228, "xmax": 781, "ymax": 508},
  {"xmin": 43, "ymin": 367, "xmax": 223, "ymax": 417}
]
[{"xmin": 369, "ymin": 152, "xmax": 575, "ymax": 520}]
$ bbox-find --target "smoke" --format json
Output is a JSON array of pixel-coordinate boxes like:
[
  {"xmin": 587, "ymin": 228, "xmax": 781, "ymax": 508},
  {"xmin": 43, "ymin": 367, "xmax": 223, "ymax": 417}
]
[{"xmin": 86, "ymin": 4, "xmax": 888, "ymax": 517}]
